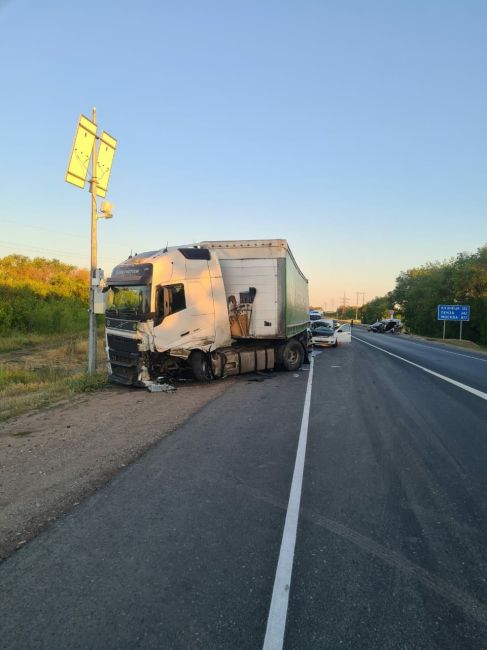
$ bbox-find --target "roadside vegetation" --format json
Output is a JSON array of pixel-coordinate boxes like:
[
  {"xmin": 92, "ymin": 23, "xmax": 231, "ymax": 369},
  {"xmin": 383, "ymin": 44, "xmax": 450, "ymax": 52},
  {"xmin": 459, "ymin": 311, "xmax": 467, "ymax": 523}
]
[
  {"xmin": 0, "ymin": 255, "xmax": 107, "ymax": 420},
  {"xmin": 0, "ymin": 332, "xmax": 107, "ymax": 421},
  {"xmin": 359, "ymin": 244, "xmax": 487, "ymax": 345},
  {"xmin": 0, "ymin": 254, "xmax": 89, "ymax": 337}
]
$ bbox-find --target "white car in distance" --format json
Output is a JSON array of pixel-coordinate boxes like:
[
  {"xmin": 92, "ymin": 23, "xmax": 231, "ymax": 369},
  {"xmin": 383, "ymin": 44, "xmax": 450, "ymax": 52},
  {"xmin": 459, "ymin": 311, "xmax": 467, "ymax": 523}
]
[
  {"xmin": 310, "ymin": 320, "xmax": 352, "ymax": 348},
  {"xmin": 309, "ymin": 309, "xmax": 323, "ymax": 322}
]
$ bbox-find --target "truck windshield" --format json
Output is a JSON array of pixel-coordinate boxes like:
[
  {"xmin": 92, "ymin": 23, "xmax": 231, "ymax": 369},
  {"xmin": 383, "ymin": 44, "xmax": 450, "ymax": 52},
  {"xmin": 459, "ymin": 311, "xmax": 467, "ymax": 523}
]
[{"xmin": 106, "ymin": 285, "xmax": 150, "ymax": 318}]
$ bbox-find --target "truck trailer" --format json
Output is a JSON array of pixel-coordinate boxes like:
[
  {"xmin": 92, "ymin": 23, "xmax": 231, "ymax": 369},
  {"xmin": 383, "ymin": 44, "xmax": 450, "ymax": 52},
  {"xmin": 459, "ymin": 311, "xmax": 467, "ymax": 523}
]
[{"xmin": 105, "ymin": 239, "xmax": 310, "ymax": 385}]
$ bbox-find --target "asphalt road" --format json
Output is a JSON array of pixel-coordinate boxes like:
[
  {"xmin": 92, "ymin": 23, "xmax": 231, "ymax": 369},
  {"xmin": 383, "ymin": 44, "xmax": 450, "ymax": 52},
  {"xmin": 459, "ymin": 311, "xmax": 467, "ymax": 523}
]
[
  {"xmin": 1, "ymin": 334, "xmax": 487, "ymax": 649},
  {"xmin": 353, "ymin": 327, "xmax": 487, "ymax": 394}
]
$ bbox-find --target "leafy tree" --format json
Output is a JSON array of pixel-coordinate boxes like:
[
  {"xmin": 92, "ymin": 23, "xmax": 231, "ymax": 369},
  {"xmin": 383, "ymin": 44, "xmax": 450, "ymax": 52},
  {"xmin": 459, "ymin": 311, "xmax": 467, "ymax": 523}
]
[
  {"xmin": 360, "ymin": 294, "xmax": 397, "ymax": 324},
  {"xmin": 0, "ymin": 255, "xmax": 89, "ymax": 335},
  {"xmin": 392, "ymin": 245, "xmax": 487, "ymax": 343}
]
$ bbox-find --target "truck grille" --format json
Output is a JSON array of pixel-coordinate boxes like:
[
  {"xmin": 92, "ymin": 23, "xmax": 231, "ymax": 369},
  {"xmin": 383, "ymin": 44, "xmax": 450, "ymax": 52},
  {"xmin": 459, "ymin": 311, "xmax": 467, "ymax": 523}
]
[
  {"xmin": 107, "ymin": 334, "xmax": 139, "ymax": 354},
  {"xmin": 106, "ymin": 318, "xmax": 138, "ymax": 332},
  {"xmin": 109, "ymin": 364, "xmax": 138, "ymax": 385},
  {"xmin": 107, "ymin": 334, "xmax": 140, "ymax": 385}
]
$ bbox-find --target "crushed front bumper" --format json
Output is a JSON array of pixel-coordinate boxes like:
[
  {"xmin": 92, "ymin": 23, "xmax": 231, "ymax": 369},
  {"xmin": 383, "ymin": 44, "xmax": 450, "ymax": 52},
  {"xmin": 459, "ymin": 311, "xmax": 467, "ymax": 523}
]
[{"xmin": 106, "ymin": 333, "xmax": 141, "ymax": 385}]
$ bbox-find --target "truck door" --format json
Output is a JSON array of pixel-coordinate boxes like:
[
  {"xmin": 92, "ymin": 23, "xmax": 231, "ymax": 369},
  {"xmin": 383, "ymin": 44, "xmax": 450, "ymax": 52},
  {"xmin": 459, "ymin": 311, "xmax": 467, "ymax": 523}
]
[
  {"xmin": 153, "ymin": 261, "xmax": 217, "ymax": 352},
  {"xmin": 154, "ymin": 283, "xmax": 190, "ymax": 349}
]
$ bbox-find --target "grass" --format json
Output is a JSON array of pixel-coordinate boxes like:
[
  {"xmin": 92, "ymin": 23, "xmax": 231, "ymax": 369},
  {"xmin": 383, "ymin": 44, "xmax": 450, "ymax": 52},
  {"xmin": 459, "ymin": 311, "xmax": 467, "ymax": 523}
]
[
  {"xmin": 0, "ymin": 324, "xmax": 104, "ymax": 354},
  {"xmin": 0, "ymin": 332, "xmax": 108, "ymax": 421},
  {"xmin": 0, "ymin": 332, "xmax": 65, "ymax": 353}
]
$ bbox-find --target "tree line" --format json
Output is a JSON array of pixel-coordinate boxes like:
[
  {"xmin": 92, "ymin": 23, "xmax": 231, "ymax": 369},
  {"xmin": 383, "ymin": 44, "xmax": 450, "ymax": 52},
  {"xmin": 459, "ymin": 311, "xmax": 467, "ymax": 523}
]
[
  {"xmin": 2, "ymin": 246, "xmax": 486, "ymax": 344},
  {"xmin": 0, "ymin": 255, "xmax": 90, "ymax": 336},
  {"xmin": 360, "ymin": 245, "xmax": 487, "ymax": 345}
]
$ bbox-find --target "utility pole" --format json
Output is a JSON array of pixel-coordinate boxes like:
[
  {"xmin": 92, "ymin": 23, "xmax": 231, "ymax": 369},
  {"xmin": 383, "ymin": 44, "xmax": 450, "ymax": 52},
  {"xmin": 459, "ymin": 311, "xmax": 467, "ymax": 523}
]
[
  {"xmin": 88, "ymin": 107, "xmax": 98, "ymax": 375},
  {"xmin": 65, "ymin": 109, "xmax": 117, "ymax": 375},
  {"xmin": 340, "ymin": 291, "xmax": 349, "ymax": 318},
  {"xmin": 356, "ymin": 292, "xmax": 366, "ymax": 321}
]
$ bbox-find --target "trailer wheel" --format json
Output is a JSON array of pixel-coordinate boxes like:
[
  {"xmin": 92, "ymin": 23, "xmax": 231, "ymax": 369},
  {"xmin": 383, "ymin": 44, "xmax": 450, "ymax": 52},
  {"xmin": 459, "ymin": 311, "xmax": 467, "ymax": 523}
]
[
  {"xmin": 190, "ymin": 350, "xmax": 211, "ymax": 382},
  {"xmin": 280, "ymin": 339, "xmax": 304, "ymax": 371}
]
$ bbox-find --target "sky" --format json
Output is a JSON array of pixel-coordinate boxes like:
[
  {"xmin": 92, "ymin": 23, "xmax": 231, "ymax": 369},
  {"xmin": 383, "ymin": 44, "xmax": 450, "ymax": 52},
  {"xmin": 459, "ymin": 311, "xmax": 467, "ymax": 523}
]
[{"xmin": 0, "ymin": 0, "xmax": 486, "ymax": 309}]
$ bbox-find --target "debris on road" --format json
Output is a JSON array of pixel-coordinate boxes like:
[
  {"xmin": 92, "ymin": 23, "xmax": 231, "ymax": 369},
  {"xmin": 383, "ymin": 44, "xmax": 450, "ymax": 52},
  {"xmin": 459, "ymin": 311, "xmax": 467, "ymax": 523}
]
[{"xmin": 147, "ymin": 383, "xmax": 176, "ymax": 393}]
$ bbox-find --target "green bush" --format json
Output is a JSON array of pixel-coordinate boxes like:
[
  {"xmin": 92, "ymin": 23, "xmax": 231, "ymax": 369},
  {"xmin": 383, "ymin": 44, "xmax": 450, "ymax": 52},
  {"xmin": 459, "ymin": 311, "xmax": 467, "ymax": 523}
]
[{"xmin": 0, "ymin": 255, "xmax": 90, "ymax": 336}]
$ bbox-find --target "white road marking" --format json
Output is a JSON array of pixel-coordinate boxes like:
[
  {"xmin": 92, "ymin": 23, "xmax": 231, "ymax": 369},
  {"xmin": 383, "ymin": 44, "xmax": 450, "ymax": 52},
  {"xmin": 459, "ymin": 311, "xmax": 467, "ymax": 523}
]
[
  {"xmin": 398, "ymin": 339, "xmax": 487, "ymax": 362},
  {"xmin": 354, "ymin": 337, "xmax": 487, "ymax": 402},
  {"xmin": 360, "ymin": 333, "xmax": 487, "ymax": 363},
  {"xmin": 262, "ymin": 356, "xmax": 315, "ymax": 650}
]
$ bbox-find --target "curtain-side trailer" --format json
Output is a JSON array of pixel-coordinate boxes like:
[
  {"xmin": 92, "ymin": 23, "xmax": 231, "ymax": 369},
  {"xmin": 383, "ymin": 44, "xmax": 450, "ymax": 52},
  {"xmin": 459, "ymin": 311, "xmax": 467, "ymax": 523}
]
[{"xmin": 105, "ymin": 239, "xmax": 310, "ymax": 385}]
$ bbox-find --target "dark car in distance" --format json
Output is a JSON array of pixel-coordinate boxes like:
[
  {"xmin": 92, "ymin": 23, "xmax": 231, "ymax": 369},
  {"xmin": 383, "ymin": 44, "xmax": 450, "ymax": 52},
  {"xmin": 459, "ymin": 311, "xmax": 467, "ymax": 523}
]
[
  {"xmin": 368, "ymin": 319, "xmax": 402, "ymax": 333},
  {"xmin": 368, "ymin": 320, "xmax": 386, "ymax": 332}
]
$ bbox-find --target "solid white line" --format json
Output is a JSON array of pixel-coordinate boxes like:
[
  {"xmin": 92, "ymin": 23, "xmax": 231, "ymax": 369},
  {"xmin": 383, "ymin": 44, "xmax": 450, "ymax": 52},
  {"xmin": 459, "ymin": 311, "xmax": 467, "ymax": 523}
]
[
  {"xmin": 358, "ymin": 333, "xmax": 487, "ymax": 363},
  {"xmin": 262, "ymin": 356, "xmax": 315, "ymax": 650},
  {"xmin": 354, "ymin": 337, "xmax": 487, "ymax": 402},
  {"xmin": 399, "ymin": 340, "xmax": 487, "ymax": 362}
]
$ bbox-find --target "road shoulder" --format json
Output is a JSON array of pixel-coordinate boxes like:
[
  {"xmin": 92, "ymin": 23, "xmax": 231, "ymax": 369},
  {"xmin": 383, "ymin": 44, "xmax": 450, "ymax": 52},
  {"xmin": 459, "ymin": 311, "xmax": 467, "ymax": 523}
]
[{"xmin": 0, "ymin": 379, "xmax": 232, "ymax": 560}]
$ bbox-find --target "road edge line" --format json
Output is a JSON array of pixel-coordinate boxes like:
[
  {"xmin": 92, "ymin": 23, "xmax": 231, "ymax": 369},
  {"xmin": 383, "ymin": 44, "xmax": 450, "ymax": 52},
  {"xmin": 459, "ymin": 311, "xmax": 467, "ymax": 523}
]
[
  {"xmin": 262, "ymin": 356, "xmax": 315, "ymax": 650},
  {"xmin": 354, "ymin": 336, "xmax": 487, "ymax": 402}
]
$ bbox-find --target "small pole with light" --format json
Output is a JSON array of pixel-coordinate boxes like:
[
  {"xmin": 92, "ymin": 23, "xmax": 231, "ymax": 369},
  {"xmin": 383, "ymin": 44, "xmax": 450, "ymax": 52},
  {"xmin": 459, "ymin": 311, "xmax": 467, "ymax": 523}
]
[{"xmin": 65, "ymin": 109, "xmax": 117, "ymax": 374}]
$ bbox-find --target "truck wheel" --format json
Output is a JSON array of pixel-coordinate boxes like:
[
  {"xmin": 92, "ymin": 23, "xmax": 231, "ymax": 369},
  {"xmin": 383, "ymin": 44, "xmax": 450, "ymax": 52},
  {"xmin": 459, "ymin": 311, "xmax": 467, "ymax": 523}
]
[
  {"xmin": 190, "ymin": 350, "xmax": 211, "ymax": 382},
  {"xmin": 280, "ymin": 340, "xmax": 304, "ymax": 371}
]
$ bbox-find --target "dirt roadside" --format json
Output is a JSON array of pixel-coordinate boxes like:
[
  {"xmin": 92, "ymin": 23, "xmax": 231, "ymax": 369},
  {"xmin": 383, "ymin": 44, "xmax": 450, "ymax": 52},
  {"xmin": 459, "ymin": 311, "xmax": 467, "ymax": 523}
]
[{"xmin": 0, "ymin": 379, "xmax": 232, "ymax": 560}]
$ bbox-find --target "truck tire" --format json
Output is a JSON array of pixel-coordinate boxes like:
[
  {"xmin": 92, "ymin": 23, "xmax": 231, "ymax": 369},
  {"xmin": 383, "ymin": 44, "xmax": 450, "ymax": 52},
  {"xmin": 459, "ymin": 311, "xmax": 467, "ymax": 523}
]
[
  {"xmin": 280, "ymin": 339, "xmax": 304, "ymax": 372},
  {"xmin": 190, "ymin": 350, "xmax": 211, "ymax": 382}
]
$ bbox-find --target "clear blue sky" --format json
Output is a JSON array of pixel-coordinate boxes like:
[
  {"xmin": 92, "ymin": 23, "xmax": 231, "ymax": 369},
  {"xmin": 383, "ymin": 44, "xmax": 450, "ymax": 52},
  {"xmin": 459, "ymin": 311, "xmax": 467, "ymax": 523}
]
[{"xmin": 1, "ymin": 0, "xmax": 486, "ymax": 308}]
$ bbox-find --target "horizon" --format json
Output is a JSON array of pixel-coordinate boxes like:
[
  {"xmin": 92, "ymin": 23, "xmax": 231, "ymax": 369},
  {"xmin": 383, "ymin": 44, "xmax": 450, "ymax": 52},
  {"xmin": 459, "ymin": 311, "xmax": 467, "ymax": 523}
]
[{"xmin": 1, "ymin": 1, "xmax": 486, "ymax": 306}]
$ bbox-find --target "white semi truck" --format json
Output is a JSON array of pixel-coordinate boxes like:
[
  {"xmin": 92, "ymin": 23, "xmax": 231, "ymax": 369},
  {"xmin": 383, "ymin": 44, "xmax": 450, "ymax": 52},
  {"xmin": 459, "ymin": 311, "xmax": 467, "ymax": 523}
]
[{"xmin": 105, "ymin": 239, "xmax": 310, "ymax": 385}]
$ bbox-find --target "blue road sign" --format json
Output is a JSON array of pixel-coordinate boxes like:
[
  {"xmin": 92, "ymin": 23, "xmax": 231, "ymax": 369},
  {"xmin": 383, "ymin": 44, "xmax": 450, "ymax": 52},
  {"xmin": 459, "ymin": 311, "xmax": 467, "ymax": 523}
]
[{"xmin": 437, "ymin": 304, "xmax": 470, "ymax": 321}]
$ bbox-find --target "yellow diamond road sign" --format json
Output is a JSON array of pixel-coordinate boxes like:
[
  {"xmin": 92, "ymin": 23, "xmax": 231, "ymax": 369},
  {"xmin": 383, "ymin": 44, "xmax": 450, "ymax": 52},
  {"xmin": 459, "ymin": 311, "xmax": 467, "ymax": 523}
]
[
  {"xmin": 96, "ymin": 131, "xmax": 117, "ymax": 198},
  {"xmin": 65, "ymin": 115, "xmax": 97, "ymax": 189}
]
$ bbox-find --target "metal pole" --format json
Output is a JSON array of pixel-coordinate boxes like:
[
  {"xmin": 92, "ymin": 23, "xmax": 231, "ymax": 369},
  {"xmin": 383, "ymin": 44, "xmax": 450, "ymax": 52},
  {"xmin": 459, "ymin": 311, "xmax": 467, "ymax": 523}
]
[
  {"xmin": 355, "ymin": 292, "xmax": 359, "ymax": 321},
  {"xmin": 460, "ymin": 320, "xmax": 463, "ymax": 341},
  {"xmin": 88, "ymin": 107, "xmax": 98, "ymax": 375},
  {"xmin": 443, "ymin": 320, "xmax": 446, "ymax": 340}
]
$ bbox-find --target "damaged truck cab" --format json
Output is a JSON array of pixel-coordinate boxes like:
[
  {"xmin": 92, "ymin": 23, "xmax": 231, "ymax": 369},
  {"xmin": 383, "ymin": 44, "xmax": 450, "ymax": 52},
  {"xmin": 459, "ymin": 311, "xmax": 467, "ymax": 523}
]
[{"xmin": 105, "ymin": 240, "xmax": 310, "ymax": 386}]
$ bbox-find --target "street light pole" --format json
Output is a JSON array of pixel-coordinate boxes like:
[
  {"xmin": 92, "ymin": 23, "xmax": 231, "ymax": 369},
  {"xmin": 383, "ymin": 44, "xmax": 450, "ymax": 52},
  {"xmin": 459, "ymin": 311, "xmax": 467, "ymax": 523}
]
[
  {"xmin": 88, "ymin": 107, "xmax": 98, "ymax": 375},
  {"xmin": 65, "ymin": 109, "xmax": 117, "ymax": 375}
]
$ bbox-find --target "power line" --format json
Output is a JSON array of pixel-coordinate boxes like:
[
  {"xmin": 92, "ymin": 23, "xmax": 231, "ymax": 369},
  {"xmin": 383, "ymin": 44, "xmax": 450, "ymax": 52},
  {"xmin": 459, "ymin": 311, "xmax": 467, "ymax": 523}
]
[
  {"xmin": 0, "ymin": 219, "xmax": 87, "ymax": 241},
  {"xmin": 0, "ymin": 240, "xmax": 122, "ymax": 266},
  {"xmin": 0, "ymin": 239, "xmax": 87, "ymax": 258},
  {"xmin": 0, "ymin": 220, "xmax": 132, "ymax": 250}
]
